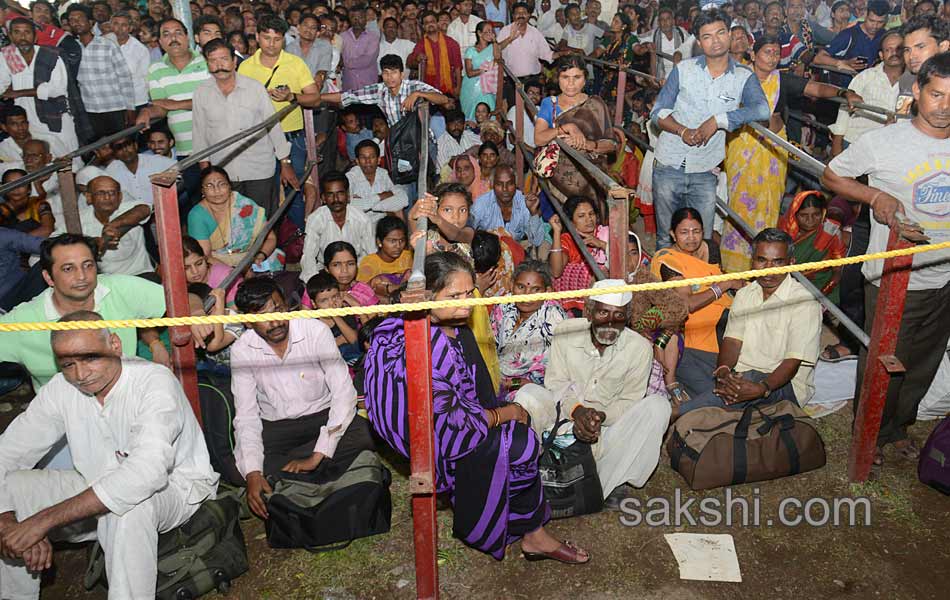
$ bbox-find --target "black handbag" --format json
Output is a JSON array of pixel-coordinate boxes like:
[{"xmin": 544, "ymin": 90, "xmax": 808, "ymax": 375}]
[
  {"xmin": 264, "ymin": 450, "xmax": 393, "ymax": 551},
  {"xmin": 538, "ymin": 403, "xmax": 604, "ymax": 519}
]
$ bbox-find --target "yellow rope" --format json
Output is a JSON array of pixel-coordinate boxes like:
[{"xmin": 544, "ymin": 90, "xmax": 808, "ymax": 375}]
[{"xmin": 1, "ymin": 240, "xmax": 947, "ymax": 333}]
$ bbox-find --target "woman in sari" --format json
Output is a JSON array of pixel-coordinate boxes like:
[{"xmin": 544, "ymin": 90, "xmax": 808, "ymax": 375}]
[
  {"xmin": 778, "ymin": 190, "xmax": 847, "ymax": 303},
  {"xmin": 590, "ymin": 12, "xmax": 648, "ymax": 112},
  {"xmin": 548, "ymin": 196, "xmax": 608, "ymax": 314},
  {"xmin": 490, "ymin": 260, "xmax": 567, "ymax": 393},
  {"xmin": 534, "ymin": 55, "xmax": 618, "ymax": 202},
  {"xmin": 365, "ymin": 252, "xmax": 590, "ymax": 564},
  {"xmin": 651, "ymin": 208, "xmax": 744, "ymax": 398},
  {"xmin": 461, "ymin": 22, "xmax": 499, "ymax": 119},
  {"xmin": 186, "ymin": 166, "xmax": 285, "ymax": 272},
  {"xmin": 447, "ymin": 152, "xmax": 491, "ymax": 200},
  {"xmin": 722, "ymin": 35, "xmax": 860, "ymax": 273}
]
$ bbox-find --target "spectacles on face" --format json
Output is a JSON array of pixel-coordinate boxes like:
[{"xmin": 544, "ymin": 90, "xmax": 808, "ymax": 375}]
[
  {"xmin": 202, "ymin": 180, "xmax": 230, "ymax": 191},
  {"xmin": 92, "ymin": 189, "xmax": 121, "ymax": 199}
]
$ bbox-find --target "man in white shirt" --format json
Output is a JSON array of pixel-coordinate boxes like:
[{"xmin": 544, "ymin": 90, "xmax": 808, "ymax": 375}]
[
  {"xmin": 105, "ymin": 11, "xmax": 151, "ymax": 108},
  {"xmin": 437, "ymin": 109, "xmax": 482, "ymax": 168},
  {"xmin": 515, "ymin": 280, "xmax": 672, "ymax": 509},
  {"xmin": 104, "ymin": 136, "xmax": 176, "ymax": 206},
  {"xmin": 558, "ymin": 3, "xmax": 602, "ymax": 55},
  {"xmin": 378, "ymin": 17, "xmax": 415, "ymax": 77},
  {"xmin": 645, "ymin": 7, "xmax": 695, "ymax": 80},
  {"xmin": 0, "ymin": 313, "xmax": 218, "ymax": 600},
  {"xmin": 346, "ymin": 140, "xmax": 408, "ymax": 224},
  {"xmin": 505, "ymin": 78, "xmax": 541, "ymax": 148},
  {"xmin": 447, "ymin": 0, "xmax": 484, "ymax": 52},
  {"xmin": 0, "ymin": 18, "xmax": 80, "ymax": 158},
  {"xmin": 230, "ymin": 278, "xmax": 374, "ymax": 520},
  {"xmin": 830, "ymin": 30, "xmax": 903, "ymax": 157},
  {"xmin": 300, "ymin": 172, "xmax": 376, "ymax": 283},
  {"xmin": 70, "ymin": 175, "xmax": 153, "ymax": 276}
]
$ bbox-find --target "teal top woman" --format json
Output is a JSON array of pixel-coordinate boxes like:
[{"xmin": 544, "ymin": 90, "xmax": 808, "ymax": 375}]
[{"xmin": 461, "ymin": 21, "xmax": 503, "ymax": 119}]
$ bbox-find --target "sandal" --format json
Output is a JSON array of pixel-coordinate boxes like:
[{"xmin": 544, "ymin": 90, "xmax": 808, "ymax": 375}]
[
  {"xmin": 873, "ymin": 447, "xmax": 885, "ymax": 467},
  {"xmin": 522, "ymin": 540, "xmax": 591, "ymax": 565},
  {"xmin": 821, "ymin": 344, "xmax": 857, "ymax": 363},
  {"xmin": 894, "ymin": 440, "xmax": 920, "ymax": 461}
]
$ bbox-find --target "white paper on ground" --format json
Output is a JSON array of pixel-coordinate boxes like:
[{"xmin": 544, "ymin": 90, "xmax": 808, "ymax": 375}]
[
  {"xmin": 664, "ymin": 533, "xmax": 742, "ymax": 582},
  {"xmin": 803, "ymin": 359, "xmax": 857, "ymax": 418}
]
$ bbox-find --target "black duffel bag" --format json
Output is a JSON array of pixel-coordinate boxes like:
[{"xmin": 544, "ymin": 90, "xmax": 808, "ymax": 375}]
[
  {"xmin": 265, "ymin": 450, "xmax": 392, "ymax": 551},
  {"xmin": 538, "ymin": 402, "xmax": 604, "ymax": 519}
]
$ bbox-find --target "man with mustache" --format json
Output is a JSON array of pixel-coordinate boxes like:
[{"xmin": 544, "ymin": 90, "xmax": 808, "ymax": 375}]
[
  {"xmin": 673, "ymin": 228, "xmax": 821, "ymax": 419},
  {"xmin": 514, "ymin": 279, "xmax": 672, "ymax": 509},
  {"xmin": 229, "ymin": 278, "xmax": 375, "ymax": 520},
  {"xmin": 823, "ymin": 52, "xmax": 950, "ymax": 468},
  {"xmin": 191, "ymin": 38, "xmax": 293, "ymax": 214},
  {"xmin": 0, "ymin": 311, "xmax": 218, "ymax": 600}
]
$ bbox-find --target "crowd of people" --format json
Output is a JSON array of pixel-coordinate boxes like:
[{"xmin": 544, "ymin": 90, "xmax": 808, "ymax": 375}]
[{"xmin": 0, "ymin": 0, "xmax": 948, "ymax": 592}]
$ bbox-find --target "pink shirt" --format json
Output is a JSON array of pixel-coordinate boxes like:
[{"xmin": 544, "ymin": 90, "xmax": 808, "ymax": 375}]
[
  {"xmin": 498, "ymin": 24, "xmax": 553, "ymax": 78},
  {"xmin": 229, "ymin": 319, "xmax": 357, "ymax": 476}
]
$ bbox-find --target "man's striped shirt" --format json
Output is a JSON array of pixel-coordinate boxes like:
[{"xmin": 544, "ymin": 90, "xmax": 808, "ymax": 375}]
[{"xmin": 146, "ymin": 50, "xmax": 211, "ymax": 156}]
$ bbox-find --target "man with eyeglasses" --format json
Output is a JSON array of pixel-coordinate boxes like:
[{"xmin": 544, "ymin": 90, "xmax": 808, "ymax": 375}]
[
  {"xmin": 230, "ymin": 277, "xmax": 375, "ymax": 521},
  {"xmin": 66, "ymin": 176, "xmax": 153, "ymax": 276}
]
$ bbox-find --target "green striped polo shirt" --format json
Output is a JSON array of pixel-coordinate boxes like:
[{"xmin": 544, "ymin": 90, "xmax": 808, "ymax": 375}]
[{"xmin": 146, "ymin": 51, "xmax": 211, "ymax": 156}]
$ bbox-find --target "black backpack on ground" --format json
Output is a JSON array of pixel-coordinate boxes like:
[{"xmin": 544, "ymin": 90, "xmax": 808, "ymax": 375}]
[
  {"xmin": 197, "ymin": 370, "xmax": 244, "ymax": 487},
  {"xmin": 265, "ymin": 450, "xmax": 392, "ymax": 551},
  {"xmin": 84, "ymin": 495, "xmax": 249, "ymax": 599},
  {"xmin": 538, "ymin": 402, "xmax": 604, "ymax": 519}
]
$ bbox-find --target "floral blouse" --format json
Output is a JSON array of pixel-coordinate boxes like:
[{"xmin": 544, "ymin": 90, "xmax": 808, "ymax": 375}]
[{"xmin": 490, "ymin": 300, "xmax": 567, "ymax": 388}]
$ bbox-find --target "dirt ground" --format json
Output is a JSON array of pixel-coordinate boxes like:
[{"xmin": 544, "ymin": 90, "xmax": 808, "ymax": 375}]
[{"xmin": 1, "ymin": 388, "xmax": 946, "ymax": 600}]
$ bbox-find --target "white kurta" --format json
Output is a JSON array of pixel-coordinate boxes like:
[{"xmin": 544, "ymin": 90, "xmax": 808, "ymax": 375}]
[
  {"xmin": 73, "ymin": 200, "xmax": 154, "ymax": 276},
  {"xmin": 0, "ymin": 360, "xmax": 218, "ymax": 599},
  {"xmin": 0, "ymin": 45, "xmax": 80, "ymax": 156},
  {"xmin": 345, "ymin": 166, "xmax": 409, "ymax": 225}
]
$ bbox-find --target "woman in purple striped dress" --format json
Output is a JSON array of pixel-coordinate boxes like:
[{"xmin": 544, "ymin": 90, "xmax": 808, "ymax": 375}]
[{"xmin": 364, "ymin": 252, "xmax": 590, "ymax": 564}]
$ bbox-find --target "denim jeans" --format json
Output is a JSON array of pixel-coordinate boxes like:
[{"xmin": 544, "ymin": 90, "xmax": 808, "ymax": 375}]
[
  {"xmin": 652, "ymin": 161, "xmax": 718, "ymax": 249},
  {"xmin": 677, "ymin": 370, "xmax": 797, "ymax": 416}
]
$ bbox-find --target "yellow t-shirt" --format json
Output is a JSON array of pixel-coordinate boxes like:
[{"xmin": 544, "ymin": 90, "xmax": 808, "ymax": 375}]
[{"xmin": 237, "ymin": 50, "xmax": 315, "ymax": 133}]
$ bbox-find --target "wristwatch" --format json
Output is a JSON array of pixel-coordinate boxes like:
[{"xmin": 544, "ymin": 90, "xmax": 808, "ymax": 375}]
[{"xmin": 280, "ymin": 158, "xmax": 292, "ymax": 165}]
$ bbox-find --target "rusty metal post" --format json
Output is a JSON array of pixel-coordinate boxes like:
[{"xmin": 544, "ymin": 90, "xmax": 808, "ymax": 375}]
[
  {"xmin": 303, "ymin": 107, "xmax": 321, "ymax": 209},
  {"xmin": 57, "ymin": 168, "xmax": 82, "ymax": 235},
  {"xmin": 514, "ymin": 87, "xmax": 525, "ymax": 187},
  {"xmin": 848, "ymin": 227, "xmax": 914, "ymax": 482},
  {"xmin": 150, "ymin": 174, "xmax": 201, "ymax": 422},
  {"xmin": 607, "ymin": 187, "xmax": 630, "ymax": 279},
  {"xmin": 614, "ymin": 69, "xmax": 627, "ymax": 128}
]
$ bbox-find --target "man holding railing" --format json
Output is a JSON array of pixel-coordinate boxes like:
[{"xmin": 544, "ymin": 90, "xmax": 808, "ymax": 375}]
[
  {"xmin": 650, "ymin": 8, "xmax": 770, "ymax": 249},
  {"xmin": 822, "ymin": 52, "xmax": 950, "ymax": 468}
]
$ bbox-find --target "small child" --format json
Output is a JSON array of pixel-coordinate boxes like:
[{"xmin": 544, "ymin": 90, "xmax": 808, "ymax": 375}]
[{"xmin": 306, "ymin": 271, "xmax": 362, "ymax": 364}]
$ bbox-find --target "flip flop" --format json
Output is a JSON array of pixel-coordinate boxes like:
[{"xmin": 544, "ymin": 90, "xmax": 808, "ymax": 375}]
[
  {"xmin": 894, "ymin": 440, "xmax": 920, "ymax": 461},
  {"xmin": 523, "ymin": 540, "xmax": 591, "ymax": 565},
  {"xmin": 821, "ymin": 344, "xmax": 857, "ymax": 363}
]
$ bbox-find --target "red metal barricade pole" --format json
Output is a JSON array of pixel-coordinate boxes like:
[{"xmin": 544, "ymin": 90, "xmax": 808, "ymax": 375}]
[
  {"xmin": 614, "ymin": 69, "xmax": 627, "ymax": 128},
  {"xmin": 607, "ymin": 187, "xmax": 630, "ymax": 279},
  {"xmin": 848, "ymin": 226, "xmax": 914, "ymax": 482},
  {"xmin": 151, "ymin": 175, "xmax": 201, "ymax": 423}
]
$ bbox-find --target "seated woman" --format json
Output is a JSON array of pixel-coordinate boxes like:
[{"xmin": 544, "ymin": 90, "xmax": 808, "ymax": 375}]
[
  {"xmin": 365, "ymin": 252, "xmax": 590, "ymax": 564},
  {"xmin": 778, "ymin": 191, "xmax": 846, "ymax": 303},
  {"xmin": 186, "ymin": 166, "xmax": 284, "ymax": 272},
  {"xmin": 357, "ymin": 215, "xmax": 413, "ymax": 301},
  {"xmin": 548, "ymin": 196, "xmax": 608, "ymax": 314},
  {"xmin": 533, "ymin": 55, "xmax": 618, "ymax": 202},
  {"xmin": 448, "ymin": 152, "xmax": 490, "ymax": 198},
  {"xmin": 651, "ymin": 208, "xmax": 744, "ymax": 398},
  {"xmin": 323, "ymin": 241, "xmax": 379, "ymax": 309},
  {"xmin": 0, "ymin": 169, "xmax": 54, "ymax": 238},
  {"xmin": 473, "ymin": 140, "xmax": 501, "ymax": 186},
  {"xmin": 490, "ymin": 260, "xmax": 567, "ymax": 392},
  {"xmin": 183, "ymin": 235, "xmax": 241, "ymax": 306}
]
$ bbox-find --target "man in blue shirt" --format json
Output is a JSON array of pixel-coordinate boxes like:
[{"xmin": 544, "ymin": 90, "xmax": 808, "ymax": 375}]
[
  {"xmin": 650, "ymin": 8, "xmax": 771, "ymax": 248},
  {"xmin": 812, "ymin": 0, "xmax": 890, "ymax": 86},
  {"xmin": 471, "ymin": 165, "xmax": 546, "ymax": 250},
  {"xmin": 0, "ymin": 227, "xmax": 44, "ymax": 311}
]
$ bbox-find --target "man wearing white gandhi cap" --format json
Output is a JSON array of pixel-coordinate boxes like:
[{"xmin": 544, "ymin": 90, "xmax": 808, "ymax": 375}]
[{"xmin": 515, "ymin": 279, "xmax": 672, "ymax": 509}]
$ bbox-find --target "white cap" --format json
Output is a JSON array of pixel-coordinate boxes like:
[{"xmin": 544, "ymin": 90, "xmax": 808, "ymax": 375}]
[
  {"xmin": 75, "ymin": 166, "xmax": 108, "ymax": 187},
  {"xmin": 589, "ymin": 279, "xmax": 632, "ymax": 307}
]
